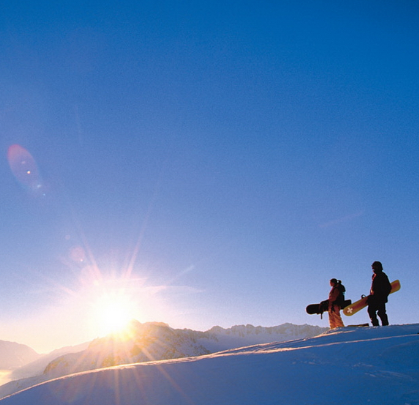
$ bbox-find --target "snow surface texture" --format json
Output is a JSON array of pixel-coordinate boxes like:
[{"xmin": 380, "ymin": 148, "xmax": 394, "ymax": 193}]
[
  {"xmin": 0, "ymin": 324, "xmax": 418, "ymax": 405},
  {"xmin": 0, "ymin": 321, "xmax": 326, "ymax": 399}
]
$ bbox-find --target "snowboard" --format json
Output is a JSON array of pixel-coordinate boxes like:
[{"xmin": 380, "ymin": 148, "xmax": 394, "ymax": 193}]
[
  {"xmin": 306, "ymin": 300, "xmax": 329, "ymax": 315},
  {"xmin": 343, "ymin": 279, "xmax": 400, "ymax": 317},
  {"xmin": 306, "ymin": 299, "xmax": 352, "ymax": 315}
]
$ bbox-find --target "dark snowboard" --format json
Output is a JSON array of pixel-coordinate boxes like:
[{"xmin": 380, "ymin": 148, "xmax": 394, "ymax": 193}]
[
  {"xmin": 306, "ymin": 299, "xmax": 352, "ymax": 315},
  {"xmin": 306, "ymin": 300, "xmax": 329, "ymax": 315}
]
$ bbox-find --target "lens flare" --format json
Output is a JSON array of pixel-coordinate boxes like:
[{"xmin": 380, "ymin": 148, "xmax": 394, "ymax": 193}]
[{"xmin": 7, "ymin": 144, "xmax": 43, "ymax": 192}]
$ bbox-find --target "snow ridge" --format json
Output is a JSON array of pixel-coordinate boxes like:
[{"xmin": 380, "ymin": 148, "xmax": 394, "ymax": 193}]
[
  {"xmin": 0, "ymin": 324, "xmax": 418, "ymax": 405},
  {"xmin": 42, "ymin": 321, "xmax": 327, "ymax": 379},
  {"xmin": 0, "ymin": 321, "xmax": 326, "ymax": 400}
]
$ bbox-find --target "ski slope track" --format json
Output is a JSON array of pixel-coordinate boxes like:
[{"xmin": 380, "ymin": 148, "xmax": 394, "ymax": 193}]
[{"xmin": 1, "ymin": 324, "xmax": 418, "ymax": 405}]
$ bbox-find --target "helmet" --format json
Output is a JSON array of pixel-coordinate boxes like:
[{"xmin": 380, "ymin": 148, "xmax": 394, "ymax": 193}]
[{"xmin": 371, "ymin": 261, "xmax": 383, "ymax": 271}]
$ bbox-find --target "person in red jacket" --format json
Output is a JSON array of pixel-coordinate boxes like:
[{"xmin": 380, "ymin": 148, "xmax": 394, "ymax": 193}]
[
  {"xmin": 328, "ymin": 279, "xmax": 345, "ymax": 329},
  {"xmin": 368, "ymin": 261, "xmax": 391, "ymax": 326}
]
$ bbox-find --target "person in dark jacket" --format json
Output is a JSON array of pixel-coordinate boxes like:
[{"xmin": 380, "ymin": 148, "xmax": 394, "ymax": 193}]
[{"xmin": 368, "ymin": 261, "xmax": 392, "ymax": 326}]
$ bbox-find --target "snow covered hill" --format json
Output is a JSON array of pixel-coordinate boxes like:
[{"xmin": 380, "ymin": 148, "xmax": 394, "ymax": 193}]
[
  {"xmin": 0, "ymin": 324, "xmax": 418, "ymax": 405},
  {"xmin": 0, "ymin": 321, "xmax": 326, "ymax": 399}
]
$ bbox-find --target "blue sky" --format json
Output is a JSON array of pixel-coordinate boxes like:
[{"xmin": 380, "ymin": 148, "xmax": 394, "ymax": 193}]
[{"xmin": 1, "ymin": 0, "xmax": 418, "ymax": 352}]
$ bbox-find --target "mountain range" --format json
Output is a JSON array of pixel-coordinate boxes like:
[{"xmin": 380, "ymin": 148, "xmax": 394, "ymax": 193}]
[
  {"xmin": 0, "ymin": 321, "xmax": 326, "ymax": 399},
  {"xmin": 0, "ymin": 324, "xmax": 417, "ymax": 404},
  {"xmin": 0, "ymin": 341, "xmax": 39, "ymax": 370}
]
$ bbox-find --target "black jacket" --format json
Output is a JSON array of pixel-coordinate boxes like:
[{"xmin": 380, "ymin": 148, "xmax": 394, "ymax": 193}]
[{"xmin": 370, "ymin": 270, "xmax": 391, "ymax": 303}]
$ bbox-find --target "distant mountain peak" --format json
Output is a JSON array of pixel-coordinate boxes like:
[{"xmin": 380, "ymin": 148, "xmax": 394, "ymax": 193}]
[{"xmin": 0, "ymin": 340, "xmax": 40, "ymax": 370}]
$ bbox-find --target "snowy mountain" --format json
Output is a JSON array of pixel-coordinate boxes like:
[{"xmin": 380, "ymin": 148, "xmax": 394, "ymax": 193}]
[
  {"xmin": 204, "ymin": 323, "xmax": 326, "ymax": 351},
  {"xmin": 0, "ymin": 321, "xmax": 326, "ymax": 399},
  {"xmin": 0, "ymin": 341, "xmax": 40, "ymax": 370},
  {"xmin": 0, "ymin": 324, "xmax": 418, "ymax": 405},
  {"xmin": 9, "ymin": 341, "xmax": 90, "ymax": 380},
  {"xmin": 42, "ymin": 321, "xmax": 326, "ymax": 378}
]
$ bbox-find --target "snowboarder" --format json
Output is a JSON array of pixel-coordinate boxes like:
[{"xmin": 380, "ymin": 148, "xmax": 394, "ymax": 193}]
[
  {"xmin": 328, "ymin": 279, "xmax": 345, "ymax": 329},
  {"xmin": 367, "ymin": 261, "xmax": 392, "ymax": 326}
]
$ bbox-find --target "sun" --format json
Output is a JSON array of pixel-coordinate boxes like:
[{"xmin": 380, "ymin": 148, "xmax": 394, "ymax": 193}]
[{"xmin": 93, "ymin": 292, "xmax": 135, "ymax": 336}]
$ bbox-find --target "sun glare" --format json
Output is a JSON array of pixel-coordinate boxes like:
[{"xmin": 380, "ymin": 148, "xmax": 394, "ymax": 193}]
[{"xmin": 93, "ymin": 292, "xmax": 135, "ymax": 336}]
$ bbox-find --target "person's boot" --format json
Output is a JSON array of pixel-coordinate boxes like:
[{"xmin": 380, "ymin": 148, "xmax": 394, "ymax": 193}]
[{"xmin": 380, "ymin": 314, "xmax": 389, "ymax": 326}]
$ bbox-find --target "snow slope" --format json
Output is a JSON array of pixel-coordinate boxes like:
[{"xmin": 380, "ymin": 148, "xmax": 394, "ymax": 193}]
[
  {"xmin": 1, "ymin": 324, "xmax": 418, "ymax": 405},
  {"xmin": 0, "ymin": 321, "xmax": 325, "ymax": 399}
]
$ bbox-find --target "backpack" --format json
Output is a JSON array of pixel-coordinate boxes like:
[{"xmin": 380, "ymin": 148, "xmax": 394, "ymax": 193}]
[
  {"xmin": 317, "ymin": 281, "xmax": 350, "ymax": 318},
  {"xmin": 334, "ymin": 280, "xmax": 346, "ymax": 307}
]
